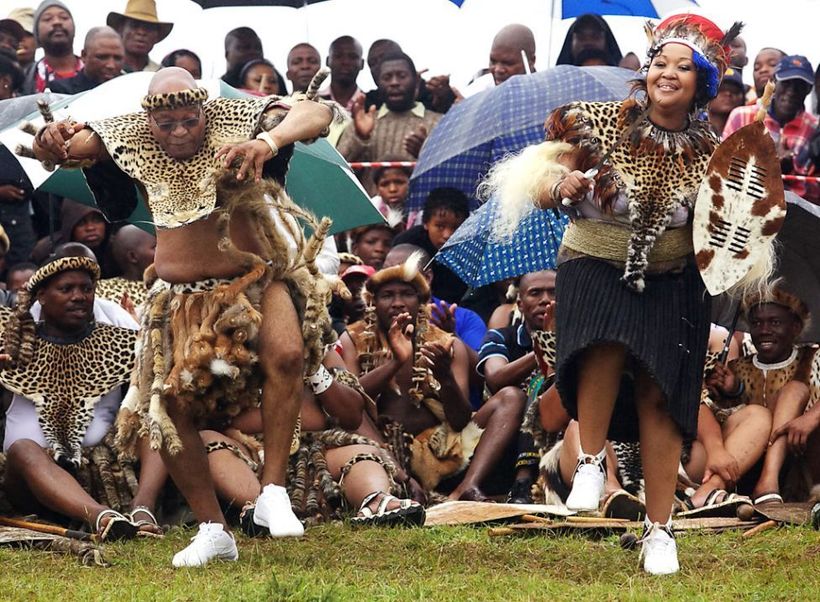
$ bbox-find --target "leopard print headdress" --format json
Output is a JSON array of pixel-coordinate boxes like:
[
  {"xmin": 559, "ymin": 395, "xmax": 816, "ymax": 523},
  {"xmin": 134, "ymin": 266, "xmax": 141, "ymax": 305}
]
[{"xmin": 141, "ymin": 87, "xmax": 208, "ymax": 112}]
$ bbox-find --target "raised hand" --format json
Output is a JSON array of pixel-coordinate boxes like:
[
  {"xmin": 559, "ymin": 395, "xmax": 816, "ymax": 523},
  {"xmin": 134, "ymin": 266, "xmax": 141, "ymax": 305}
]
[
  {"xmin": 403, "ymin": 124, "xmax": 428, "ymax": 158},
  {"xmin": 387, "ymin": 311, "xmax": 414, "ymax": 365},
  {"xmin": 419, "ymin": 339, "xmax": 454, "ymax": 382},
  {"xmin": 430, "ymin": 300, "xmax": 457, "ymax": 333},
  {"xmin": 705, "ymin": 362, "xmax": 739, "ymax": 398},
  {"xmin": 558, "ymin": 170, "xmax": 594, "ymax": 205},
  {"xmin": 33, "ymin": 120, "xmax": 86, "ymax": 163},
  {"xmin": 351, "ymin": 95, "xmax": 377, "ymax": 140}
]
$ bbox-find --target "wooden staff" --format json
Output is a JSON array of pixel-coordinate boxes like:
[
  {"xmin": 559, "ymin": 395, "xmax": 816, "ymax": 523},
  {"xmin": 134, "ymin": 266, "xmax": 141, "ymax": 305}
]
[
  {"xmin": 742, "ymin": 519, "xmax": 778, "ymax": 538},
  {"xmin": 0, "ymin": 516, "xmax": 94, "ymax": 541}
]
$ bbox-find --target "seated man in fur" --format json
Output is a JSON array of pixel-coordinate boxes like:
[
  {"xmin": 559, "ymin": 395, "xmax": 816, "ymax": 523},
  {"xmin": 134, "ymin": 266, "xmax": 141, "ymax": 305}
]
[
  {"xmin": 706, "ymin": 287, "xmax": 820, "ymax": 504},
  {"xmin": 31, "ymin": 66, "xmax": 340, "ymax": 566},
  {"xmin": 1, "ymin": 255, "xmax": 165, "ymax": 540},
  {"xmin": 338, "ymin": 252, "xmax": 521, "ymax": 500}
]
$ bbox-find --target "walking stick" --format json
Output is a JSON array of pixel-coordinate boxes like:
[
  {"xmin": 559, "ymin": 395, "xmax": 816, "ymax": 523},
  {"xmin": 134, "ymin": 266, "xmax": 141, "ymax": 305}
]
[{"xmin": 0, "ymin": 516, "xmax": 94, "ymax": 541}]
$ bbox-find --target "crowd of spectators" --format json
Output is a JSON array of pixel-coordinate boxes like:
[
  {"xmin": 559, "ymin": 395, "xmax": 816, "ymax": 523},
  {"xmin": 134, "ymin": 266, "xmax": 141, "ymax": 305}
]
[{"xmin": 0, "ymin": 0, "xmax": 818, "ymax": 539}]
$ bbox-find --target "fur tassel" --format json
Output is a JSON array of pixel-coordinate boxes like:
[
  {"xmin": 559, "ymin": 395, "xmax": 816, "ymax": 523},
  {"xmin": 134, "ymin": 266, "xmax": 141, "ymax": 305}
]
[{"xmin": 479, "ymin": 141, "xmax": 572, "ymax": 241}]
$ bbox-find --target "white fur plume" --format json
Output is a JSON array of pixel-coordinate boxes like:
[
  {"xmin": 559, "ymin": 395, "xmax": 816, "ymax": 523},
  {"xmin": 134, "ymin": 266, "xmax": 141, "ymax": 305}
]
[
  {"xmin": 402, "ymin": 250, "xmax": 425, "ymax": 282},
  {"xmin": 478, "ymin": 141, "xmax": 573, "ymax": 241}
]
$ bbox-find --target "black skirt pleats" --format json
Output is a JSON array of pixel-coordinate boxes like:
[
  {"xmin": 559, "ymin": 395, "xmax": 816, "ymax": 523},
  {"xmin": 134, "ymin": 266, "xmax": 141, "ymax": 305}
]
[{"xmin": 554, "ymin": 257, "xmax": 711, "ymax": 441}]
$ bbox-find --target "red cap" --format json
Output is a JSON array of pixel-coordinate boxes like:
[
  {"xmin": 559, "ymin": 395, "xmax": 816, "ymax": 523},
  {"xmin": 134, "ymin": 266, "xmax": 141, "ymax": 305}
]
[{"xmin": 341, "ymin": 264, "xmax": 376, "ymax": 281}]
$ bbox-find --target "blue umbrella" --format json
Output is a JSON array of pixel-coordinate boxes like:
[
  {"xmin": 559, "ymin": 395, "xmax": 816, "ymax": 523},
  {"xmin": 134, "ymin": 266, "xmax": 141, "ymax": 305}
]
[
  {"xmin": 408, "ymin": 65, "xmax": 635, "ymax": 213},
  {"xmin": 434, "ymin": 195, "xmax": 568, "ymax": 288},
  {"xmin": 559, "ymin": 0, "xmax": 698, "ymax": 18}
]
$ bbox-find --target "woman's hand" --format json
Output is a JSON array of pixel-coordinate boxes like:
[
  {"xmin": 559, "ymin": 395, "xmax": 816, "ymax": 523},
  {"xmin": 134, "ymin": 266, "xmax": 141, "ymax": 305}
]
[{"xmin": 558, "ymin": 170, "xmax": 593, "ymax": 205}]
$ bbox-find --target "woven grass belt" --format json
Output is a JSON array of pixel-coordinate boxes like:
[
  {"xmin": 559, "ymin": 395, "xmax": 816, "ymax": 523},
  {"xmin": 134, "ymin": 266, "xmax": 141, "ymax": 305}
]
[{"xmin": 561, "ymin": 220, "xmax": 693, "ymax": 264}]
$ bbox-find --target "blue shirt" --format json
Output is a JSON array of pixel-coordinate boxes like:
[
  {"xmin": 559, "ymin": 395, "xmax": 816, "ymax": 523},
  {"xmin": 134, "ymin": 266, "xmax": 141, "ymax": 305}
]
[{"xmin": 431, "ymin": 295, "xmax": 486, "ymax": 351}]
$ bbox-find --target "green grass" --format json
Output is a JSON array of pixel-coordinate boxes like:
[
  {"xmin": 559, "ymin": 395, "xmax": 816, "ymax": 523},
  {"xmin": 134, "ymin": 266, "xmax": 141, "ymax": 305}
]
[{"xmin": 1, "ymin": 523, "xmax": 818, "ymax": 601}]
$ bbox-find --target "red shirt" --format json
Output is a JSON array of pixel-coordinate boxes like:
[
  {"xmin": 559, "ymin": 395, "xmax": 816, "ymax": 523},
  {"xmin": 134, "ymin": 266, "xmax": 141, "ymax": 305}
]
[
  {"xmin": 723, "ymin": 105, "xmax": 818, "ymax": 203},
  {"xmin": 34, "ymin": 55, "xmax": 84, "ymax": 93}
]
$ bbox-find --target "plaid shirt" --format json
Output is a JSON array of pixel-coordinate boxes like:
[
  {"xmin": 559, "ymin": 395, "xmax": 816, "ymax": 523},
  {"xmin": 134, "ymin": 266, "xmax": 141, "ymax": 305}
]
[{"xmin": 723, "ymin": 105, "xmax": 819, "ymax": 203}]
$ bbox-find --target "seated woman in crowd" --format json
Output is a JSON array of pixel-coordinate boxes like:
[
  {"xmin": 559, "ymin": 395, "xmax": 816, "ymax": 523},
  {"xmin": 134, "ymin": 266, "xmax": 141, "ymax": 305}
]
[{"xmin": 1, "ymin": 255, "xmax": 164, "ymax": 539}]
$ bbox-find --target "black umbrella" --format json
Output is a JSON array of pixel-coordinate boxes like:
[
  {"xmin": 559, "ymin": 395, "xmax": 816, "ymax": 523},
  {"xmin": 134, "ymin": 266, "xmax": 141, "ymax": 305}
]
[
  {"xmin": 192, "ymin": 0, "xmax": 328, "ymax": 7},
  {"xmin": 712, "ymin": 191, "xmax": 820, "ymax": 344}
]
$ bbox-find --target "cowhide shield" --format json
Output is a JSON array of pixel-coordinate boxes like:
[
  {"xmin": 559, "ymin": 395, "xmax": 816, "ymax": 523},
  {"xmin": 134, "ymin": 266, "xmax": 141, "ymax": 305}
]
[{"xmin": 693, "ymin": 121, "xmax": 786, "ymax": 296}]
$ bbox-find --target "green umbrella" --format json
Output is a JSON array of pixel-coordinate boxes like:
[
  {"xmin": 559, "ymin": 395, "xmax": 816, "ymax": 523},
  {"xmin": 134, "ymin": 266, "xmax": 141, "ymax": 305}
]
[{"xmin": 1, "ymin": 76, "xmax": 383, "ymax": 236}]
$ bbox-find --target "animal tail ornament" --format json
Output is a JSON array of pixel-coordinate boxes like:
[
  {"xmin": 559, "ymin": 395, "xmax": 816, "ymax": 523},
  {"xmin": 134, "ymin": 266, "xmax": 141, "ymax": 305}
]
[{"xmin": 479, "ymin": 141, "xmax": 573, "ymax": 241}]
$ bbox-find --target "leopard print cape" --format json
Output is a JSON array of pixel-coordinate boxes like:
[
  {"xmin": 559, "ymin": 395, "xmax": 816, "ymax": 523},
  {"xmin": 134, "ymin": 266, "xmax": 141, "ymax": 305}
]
[
  {"xmin": 547, "ymin": 99, "xmax": 718, "ymax": 291},
  {"xmin": 0, "ymin": 306, "xmax": 136, "ymax": 467}
]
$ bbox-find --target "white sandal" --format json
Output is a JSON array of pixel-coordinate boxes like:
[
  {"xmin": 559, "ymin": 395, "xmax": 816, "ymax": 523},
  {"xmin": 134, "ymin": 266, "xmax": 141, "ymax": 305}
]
[{"xmin": 351, "ymin": 491, "xmax": 425, "ymax": 527}]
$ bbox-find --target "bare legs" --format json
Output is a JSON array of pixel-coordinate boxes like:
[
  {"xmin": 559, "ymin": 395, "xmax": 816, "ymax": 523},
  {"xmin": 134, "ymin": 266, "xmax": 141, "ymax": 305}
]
[
  {"xmin": 575, "ymin": 343, "xmax": 625, "ymax": 457},
  {"xmin": 558, "ymin": 421, "xmax": 623, "ymax": 496},
  {"xmin": 160, "ymin": 398, "xmax": 228, "ymax": 528},
  {"xmin": 257, "ymin": 281, "xmax": 304, "ymax": 488},
  {"xmin": 686, "ymin": 405, "xmax": 771, "ymax": 507},
  {"xmin": 754, "ymin": 381, "xmax": 810, "ymax": 498},
  {"xmin": 634, "ymin": 371, "xmax": 681, "ymax": 524},
  {"xmin": 448, "ymin": 386, "xmax": 525, "ymax": 501},
  {"xmin": 5, "ymin": 440, "xmax": 109, "ymax": 528}
]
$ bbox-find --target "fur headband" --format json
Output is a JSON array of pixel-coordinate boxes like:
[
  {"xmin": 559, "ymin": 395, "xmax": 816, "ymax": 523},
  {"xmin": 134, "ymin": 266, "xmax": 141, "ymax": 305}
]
[
  {"xmin": 365, "ymin": 250, "xmax": 430, "ymax": 302},
  {"xmin": 27, "ymin": 256, "xmax": 100, "ymax": 295},
  {"xmin": 743, "ymin": 284, "xmax": 810, "ymax": 331},
  {"xmin": 141, "ymin": 87, "xmax": 208, "ymax": 112}
]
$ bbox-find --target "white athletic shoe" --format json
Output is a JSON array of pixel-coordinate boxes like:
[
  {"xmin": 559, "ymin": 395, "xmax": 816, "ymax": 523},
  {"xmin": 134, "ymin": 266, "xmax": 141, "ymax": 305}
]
[
  {"xmin": 565, "ymin": 451, "xmax": 606, "ymax": 512},
  {"xmin": 253, "ymin": 484, "xmax": 305, "ymax": 537},
  {"xmin": 172, "ymin": 523, "xmax": 238, "ymax": 568},
  {"xmin": 639, "ymin": 520, "xmax": 680, "ymax": 575}
]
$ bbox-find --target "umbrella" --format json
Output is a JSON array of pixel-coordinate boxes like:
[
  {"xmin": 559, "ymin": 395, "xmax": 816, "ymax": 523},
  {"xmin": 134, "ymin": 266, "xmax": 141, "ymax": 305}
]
[
  {"xmin": 407, "ymin": 65, "xmax": 635, "ymax": 213},
  {"xmin": 710, "ymin": 192, "xmax": 820, "ymax": 343},
  {"xmin": 558, "ymin": 0, "xmax": 699, "ymax": 19},
  {"xmin": 774, "ymin": 192, "xmax": 820, "ymax": 343},
  {"xmin": 433, "ymin": 195, "xmax": 567, "ymax": 288},
  {"xmin": 0, "ymin": 73, "xmax": 381, "ymax": 236}
]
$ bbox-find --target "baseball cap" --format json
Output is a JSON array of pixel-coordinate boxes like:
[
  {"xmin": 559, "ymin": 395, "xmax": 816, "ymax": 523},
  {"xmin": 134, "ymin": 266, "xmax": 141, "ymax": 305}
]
[
  {"xmin": 721, "ymin": 67, "xmax": 744, "ymax": 91},
  {"xmin": 774, "ymin": 55, "xmax": 814, "ymax": 86},
  {"xmin": 341, "ymin": 264, "xmax": 376, "ymax": 281}
]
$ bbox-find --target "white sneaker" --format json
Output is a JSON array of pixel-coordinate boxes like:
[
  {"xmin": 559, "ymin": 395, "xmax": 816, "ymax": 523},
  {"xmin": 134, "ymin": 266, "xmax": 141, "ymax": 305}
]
[
  {"xmin": 253, "ymin": 484, "xmax": 305, "ymax": 537},
  {"xmin": 172, "ymin": 523, "xmax": 238, "ymax": 568},
  {"xmin": 565, "ymin": 451, "xmax": 606, "ymax": 512},
  {"xmin": 639, "ymin": 520, "xmax": 680, "ymax": 575}
]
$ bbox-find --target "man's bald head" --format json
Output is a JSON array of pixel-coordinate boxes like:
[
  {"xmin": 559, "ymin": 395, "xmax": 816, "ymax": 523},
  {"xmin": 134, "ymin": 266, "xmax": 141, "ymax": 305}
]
[
  {"xmin": 82, "ymin": 26, "xmax": 124, "ymax": 84},
  {"xmin": 148, "ymin": 66, "xmax": 198, "ymax": 95},
  {"xmin": 384, "ymin": 244, "xmax": 432, "ymax": 272},
  {"xmin": 489, "ymin": 24, "xmax": 536, "ymax": 85},
  {"xmin": 492, "ymin": 24, "xmax": 536, "ymax": 56},
  {"xmin": 84, "ymin": 26, "xmax": 120, "ymax": 51},
  {"xmin": 111, "ymin": 225, "xmax": 156, "ymax": 279}
]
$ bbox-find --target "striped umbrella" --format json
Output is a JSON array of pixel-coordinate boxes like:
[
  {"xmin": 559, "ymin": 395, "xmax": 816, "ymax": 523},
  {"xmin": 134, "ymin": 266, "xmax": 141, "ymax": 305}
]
[{"xmin": 408, "ymin": 65, "xmax": 634, "ymax": 213}]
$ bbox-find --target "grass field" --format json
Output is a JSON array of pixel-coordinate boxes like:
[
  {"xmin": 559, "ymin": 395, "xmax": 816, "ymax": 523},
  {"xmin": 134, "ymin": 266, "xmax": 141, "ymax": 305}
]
[{"xmin": 1, "ymin": 522, "xmax": 818, "ymax": 601}]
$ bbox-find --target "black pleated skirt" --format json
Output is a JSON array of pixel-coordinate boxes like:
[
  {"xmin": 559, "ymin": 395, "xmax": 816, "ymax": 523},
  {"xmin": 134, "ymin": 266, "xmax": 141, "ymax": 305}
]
[{"xmin": 554, "ymin": 257, "xmax": 711, "ymax": 441}]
